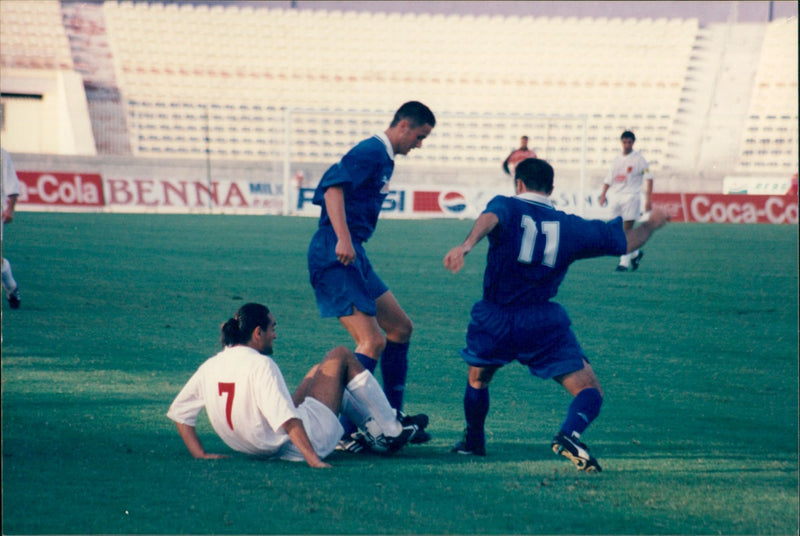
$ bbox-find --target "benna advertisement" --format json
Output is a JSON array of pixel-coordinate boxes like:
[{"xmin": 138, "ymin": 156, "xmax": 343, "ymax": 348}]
[
  {"xmin": 103, "ymin": 177, "xmax": 284, "ymax": 213},
  {"xmin": 17, "ymin": 172, "xmax": 285, "ymax": 214}
]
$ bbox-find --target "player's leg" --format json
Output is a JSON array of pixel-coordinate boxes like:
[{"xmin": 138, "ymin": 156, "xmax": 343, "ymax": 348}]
[
  {"xmin": 452, "ymin": 365, "xmax": 498, "ymax": 456},
  {"xmin": 374, "ymin": 289, "xmax": 413, "ymax": 410},
  {"xmin": 452, "ymin": 300, "xmax": 510, "ymax": 455},
  {"xmin": 616, "ymin": 219, "xmax": 636, "ymax": 270},
  {"xmin": 309, "ymin": 245, "xmax": 385, "ymax": 371},
  {"xmin": 292, "ymin": 346, "xmax": 393, "ymax": 429},
  {"xmin": 297, "ymin": 345, "xmax": 419, "ymax": 453},
  {"xmin": 617, "ymin": 194, "xmax": 644, "ymax": 271},
  {"xmin": 555, "ymin": 360, "xmax": 604, "ymax": 433},
  {"xmin": 552, "ymin": 361, "xmax": 604, "ymax": 472},
  {"xmin": 1, "ymin": 257, "xmax": 20, "ymax": 308},
  {"xmin": 292, "ymin": 351, "xmax": 347, "ymax": 412},
  {"xmin": 372, "ymin": 289, "xmax": 433, "ymax": 443},
  {"xmin": 324, "ymin": 346, "xmax": 421, "ymax": 452},
  {"xmin": 338, "ymin": 310, "xmax": 384, "ymax": 371}
]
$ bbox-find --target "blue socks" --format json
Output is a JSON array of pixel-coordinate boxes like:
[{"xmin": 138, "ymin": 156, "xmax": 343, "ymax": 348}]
[
  {"xmin": 380, "ymin": 341, "xmax": 409, "ymax": 411},
  {"xmin": 464, "ymin": 383, "xmax": 489, "ymax": 447},
  {"xmin": 560, "ymin": 387, "xmax": 603, "ymax": 437},
  {"xmin": 354, "ymin": 351, "xmax": 378, "ymax": 373}
]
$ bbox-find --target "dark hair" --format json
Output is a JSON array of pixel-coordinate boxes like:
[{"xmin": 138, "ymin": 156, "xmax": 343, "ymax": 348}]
[
  {"xmin": 390, "ymin": 101, "xmax": 436, "ymax": 128},
  {"xmin": 621, "ymin": 130, "xmax": 636, "ymax": 141},
  {"xmin": 220, "ymin": 303, "xmax": 271, "ymax": 346},
  {"xmin": 515, "ymin": 158, "xmax": 554, "ymax": 193}
]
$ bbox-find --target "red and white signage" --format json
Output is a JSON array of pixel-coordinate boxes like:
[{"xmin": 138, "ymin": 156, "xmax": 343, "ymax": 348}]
[
  {"xmin": 14, "ymin": 167, "xmax": 798, "ymax": 224},
  {"xmin": 652, "ymin": 193, "xmax": 798, "ymax": 224},
  {"xmin": 17, "ymin": 171, "xmax": 105, "ymax": 208}
]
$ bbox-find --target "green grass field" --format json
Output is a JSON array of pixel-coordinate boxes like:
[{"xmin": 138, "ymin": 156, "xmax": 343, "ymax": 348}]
[{"xmin": 1, "ymin": 212, "xmax": 798, "ymax": 535}]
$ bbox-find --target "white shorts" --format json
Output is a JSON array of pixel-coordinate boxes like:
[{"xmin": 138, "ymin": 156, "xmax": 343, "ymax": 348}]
[
  {"xmin": 609, "ymin": 192, "xmax": 641, "ymax": 221},
  {"xmin": 278, "ymin": 396, "xmax": 344, "ymax": 462}
]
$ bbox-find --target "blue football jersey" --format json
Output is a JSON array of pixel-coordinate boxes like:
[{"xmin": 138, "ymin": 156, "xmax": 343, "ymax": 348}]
[
  {"xmin": 482, "ymin": 193, "xmax": 627, "ymax": 306},
  {"xmin": 313, "ymin": 135, "xmax": 394, "ymax": 243}
]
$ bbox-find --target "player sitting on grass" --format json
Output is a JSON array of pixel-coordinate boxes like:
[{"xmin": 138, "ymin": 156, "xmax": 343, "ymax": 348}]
[
  {"xmin": 167, "ymin": 303, "xmax": 423, "ymax": 468},
  {"xmin": 443, "ymin": 158, "xmax": 669, "ymax": 472}
]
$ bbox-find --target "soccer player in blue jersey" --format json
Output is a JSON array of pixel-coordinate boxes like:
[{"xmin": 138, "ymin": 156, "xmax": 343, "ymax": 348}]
[
  {"xmin": 308, "ymin": 101, "xmax": 436, "ymax": 448},
  {"xmin": 443, "ymin": 158, "xmax": 669, "ymax": 472}
]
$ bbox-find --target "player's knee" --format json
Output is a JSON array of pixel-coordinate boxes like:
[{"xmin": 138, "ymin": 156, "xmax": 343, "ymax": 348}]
[
  {"xmin": 326, "ymin": 346, "xmax": 353, "ymax": 363},
  {"xmin": 385, "ymin": 316, "xmax": 413, "ymax": 343},
  {"xmin": 396, "ymin": 317, "xmax": 413, "ymax": 341},
  {"xmin": 360, "ymin": 335, "xmax": 386, "ymax": 358},
  {"xmin": 468, "ymin": 366, "xmax": 496, "ymax": 388}
]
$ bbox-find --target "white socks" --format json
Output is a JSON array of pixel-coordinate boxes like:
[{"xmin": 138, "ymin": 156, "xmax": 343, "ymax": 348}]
[
  {"xmin": 342, "ymin": 370, "xmax": 402, "ymax": 437},
  {"xmin": 619, "ymin": 250, "xmax": 638, "ymax": 268},
  {"xmin": 1, "ymin": 257, "xmax": 17, "ymax": 293}
]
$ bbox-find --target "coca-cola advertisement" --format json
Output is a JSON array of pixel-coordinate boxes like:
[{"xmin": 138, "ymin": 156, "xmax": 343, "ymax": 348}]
[{"xmin": 17, "ymin": 171, "xmax": 105, "ymax": 208}]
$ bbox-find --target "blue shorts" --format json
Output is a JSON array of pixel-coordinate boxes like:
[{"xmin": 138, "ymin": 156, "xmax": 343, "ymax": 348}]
[
  {"xmin": 308, "ymin": 227, "xmax": 388, "ymax": 318},
  {"xmin": 460, "ymin": 300, "xmax": 588, "ymax": 379}
]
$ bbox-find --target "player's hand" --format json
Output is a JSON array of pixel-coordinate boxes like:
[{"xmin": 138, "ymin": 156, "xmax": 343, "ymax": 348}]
[
  {"xmin": 598, "ymin": 194, "xmax": 607, "ymax": 207},
  {"xmin": 308, "ymin": 459, "xmax": 332, "ymax": 469},
  {"xmin": 443, "ymin": 246, "xmax": 467, "ymax": 273},
  {"xmin": 199, "ymin": 453, "xmax": 230, "ymax": 459},
  {"xmin": 335, "ymin": 238, "xmax": 356, "ymax": 266}
]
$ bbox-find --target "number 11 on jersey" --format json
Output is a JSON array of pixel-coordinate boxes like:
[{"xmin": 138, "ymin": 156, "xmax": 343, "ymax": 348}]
[{"xmin": 518, "ymin": 216, "xmax": 560, "ymax": 267}]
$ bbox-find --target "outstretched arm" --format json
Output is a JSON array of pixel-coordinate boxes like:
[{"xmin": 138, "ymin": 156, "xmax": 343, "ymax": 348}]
[
  {"xmin": 283, "ymin": 418, "xmax": 331, "ymax": 468},
  {"xmin": 625, "ymin": 207, "xmax": 669, "ymax": 253},
  {"xmin": 174, "ymin": 422, "xmax": 230, "ymax": 459},
  {"xmin": 443, "ymin": 212, "xmax": 499, "ymax": 273}
]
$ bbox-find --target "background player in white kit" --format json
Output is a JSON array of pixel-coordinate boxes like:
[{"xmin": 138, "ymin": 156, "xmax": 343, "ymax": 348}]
[
  {"xmin": 1, "ymin": 147, "xmax": 22, "ymax": 308},
  {"xmin": 598, "ymin": 131, "xmax": 653, "ymax": 272},
  {"xmin": 167, "ymin": 303, "xmax": 421, "ymax": 468}
]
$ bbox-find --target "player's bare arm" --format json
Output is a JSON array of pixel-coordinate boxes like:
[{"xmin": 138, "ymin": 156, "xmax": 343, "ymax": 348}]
[
  {"xmin": 444, "ymin": 212, "xmax": 499, "ymax": 273},
  {"xmin": 624, "ymin": 207, "xmax": 669, "ymax": 253},
  {"xmin": 174, "ymin": 422, "xmax": 230, "ymax": 460},
  {"xmin": 283, "ymin": 418, "xmax": 331, "ymax": 468},
  {"xmin": 2, "ymin": 193, "xmax": 18, "ymax": 223},
  {"xmin": 323, "ymin": 186, "xmax": 356, "ymax": 266},
  {"xmin": 598, "ymin": 184, "xmax": 610, "ymax": 207}
]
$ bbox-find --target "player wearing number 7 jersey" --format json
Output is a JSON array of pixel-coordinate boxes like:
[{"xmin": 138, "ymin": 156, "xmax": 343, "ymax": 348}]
[
  {"xmin": 167, "ymin": 303, "xmax": 421, "ymax": 468},
  {"xmin": 443, "ymin": 158, "xmax": 669, "ymax": 472}
]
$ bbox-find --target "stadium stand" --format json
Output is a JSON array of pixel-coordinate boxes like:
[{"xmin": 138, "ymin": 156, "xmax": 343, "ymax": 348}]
[
  {"xmin": 0, "ymin": 1, "xmax": 797, "ymax": 190},
  {"xmin": 736, "ymin": 17, "xmax": 799, "ymax": 174},
  {"xmin": 0, "ymin": 0, "xmax": 73, "ymax": 70},
  {"xmin": 96, "ymin": 2, "xmax": 701, "ymax": 170}
]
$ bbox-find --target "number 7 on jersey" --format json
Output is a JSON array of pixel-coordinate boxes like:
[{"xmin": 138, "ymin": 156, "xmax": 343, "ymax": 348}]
[{"xmin": 218, "ymin": 382, "xmax": 235, "ymax": 430}]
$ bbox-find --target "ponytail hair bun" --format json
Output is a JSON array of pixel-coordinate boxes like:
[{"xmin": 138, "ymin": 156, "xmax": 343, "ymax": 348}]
[{"xmin": 220, "ymin": 303, "xmax": 271, "ymax": 346}]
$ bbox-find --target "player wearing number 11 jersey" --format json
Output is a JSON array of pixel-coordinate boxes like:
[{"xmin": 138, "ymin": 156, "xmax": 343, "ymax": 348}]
[{"xmin": 443, "ymin": 158, "xmax": 669, "ymax": 471}]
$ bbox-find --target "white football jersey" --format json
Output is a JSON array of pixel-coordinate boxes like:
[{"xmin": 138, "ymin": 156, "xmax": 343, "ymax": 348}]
[
  {"xmin": 2, "ymin": 148, "xmax": 21, "ymax": 208},
  {"xmin": 167, "ymin": 345, "xmax": 300, "ymax": 456},
  {"xmin": 1, "ymin": 148, "xmax": 21, "ymax": 238},
  {"xmin": 603, "ymin": 150, "xmax": 653, "ymax": 195}
]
